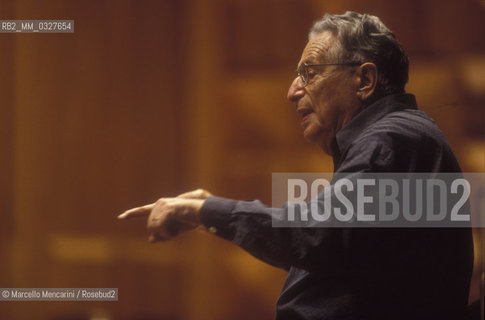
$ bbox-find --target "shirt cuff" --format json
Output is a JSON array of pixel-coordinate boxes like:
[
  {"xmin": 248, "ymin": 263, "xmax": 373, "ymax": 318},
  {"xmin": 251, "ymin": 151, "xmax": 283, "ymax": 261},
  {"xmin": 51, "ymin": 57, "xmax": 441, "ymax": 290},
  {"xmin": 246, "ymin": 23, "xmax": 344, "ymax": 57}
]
[{"xmin": 200, "ymin": 196, "xmax": 237, "ymax": 236}]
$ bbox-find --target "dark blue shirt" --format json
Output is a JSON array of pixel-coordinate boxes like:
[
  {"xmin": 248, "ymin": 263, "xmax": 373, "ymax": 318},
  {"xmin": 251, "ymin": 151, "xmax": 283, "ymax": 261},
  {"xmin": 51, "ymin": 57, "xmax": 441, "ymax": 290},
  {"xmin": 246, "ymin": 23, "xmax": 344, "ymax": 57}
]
[{"xmin": 200, "ymin": 94, "xmax": 473, "ymax": 319}]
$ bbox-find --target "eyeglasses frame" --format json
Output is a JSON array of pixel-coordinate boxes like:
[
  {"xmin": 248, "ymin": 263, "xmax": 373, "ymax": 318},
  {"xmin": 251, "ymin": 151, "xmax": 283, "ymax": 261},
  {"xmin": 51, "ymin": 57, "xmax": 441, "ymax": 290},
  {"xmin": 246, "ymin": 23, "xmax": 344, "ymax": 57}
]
[{"xmin": 296, "ymin": 62, "xmax": 362, "ymax": 87}]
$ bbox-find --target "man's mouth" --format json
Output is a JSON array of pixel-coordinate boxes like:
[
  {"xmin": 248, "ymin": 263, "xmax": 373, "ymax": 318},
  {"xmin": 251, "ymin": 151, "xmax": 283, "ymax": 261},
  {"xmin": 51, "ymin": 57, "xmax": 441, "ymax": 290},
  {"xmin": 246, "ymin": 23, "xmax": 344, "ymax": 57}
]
[{"xmin": 297, "ymin": 108, "xmax": 314, "ymax": 121}]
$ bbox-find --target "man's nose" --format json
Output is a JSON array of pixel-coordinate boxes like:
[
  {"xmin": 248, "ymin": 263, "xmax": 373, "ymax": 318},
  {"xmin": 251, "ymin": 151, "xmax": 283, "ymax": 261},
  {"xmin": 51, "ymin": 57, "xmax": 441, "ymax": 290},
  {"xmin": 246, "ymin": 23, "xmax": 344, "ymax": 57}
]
[{"xmin": 287, "ymin": 77, "xmax": 305, "ymax": 102}]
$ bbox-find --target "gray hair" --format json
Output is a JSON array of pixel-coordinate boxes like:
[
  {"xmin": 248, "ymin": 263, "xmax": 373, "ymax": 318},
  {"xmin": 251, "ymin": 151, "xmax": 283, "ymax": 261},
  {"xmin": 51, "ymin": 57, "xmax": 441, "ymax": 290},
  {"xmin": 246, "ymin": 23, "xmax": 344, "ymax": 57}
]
[{"xmin": 310, "ymin": 11, "xmax": 409, "ymax": 96}]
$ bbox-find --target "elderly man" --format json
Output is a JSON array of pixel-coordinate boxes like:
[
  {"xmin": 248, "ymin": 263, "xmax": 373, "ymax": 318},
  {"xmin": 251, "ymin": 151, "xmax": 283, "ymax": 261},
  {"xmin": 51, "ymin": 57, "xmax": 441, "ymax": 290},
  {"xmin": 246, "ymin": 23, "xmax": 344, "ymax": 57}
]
[{"xmin": 119, "ymin": 12, "xmax": 473, "ymax": 320}]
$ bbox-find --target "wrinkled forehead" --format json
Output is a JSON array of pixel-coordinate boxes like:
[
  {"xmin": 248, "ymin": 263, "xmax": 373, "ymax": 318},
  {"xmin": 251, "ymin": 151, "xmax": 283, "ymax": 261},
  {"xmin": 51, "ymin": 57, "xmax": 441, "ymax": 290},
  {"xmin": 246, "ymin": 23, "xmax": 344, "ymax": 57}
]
[{"xmin": 298, "ymin": 31, "xmax": 337, "ymax": 67}]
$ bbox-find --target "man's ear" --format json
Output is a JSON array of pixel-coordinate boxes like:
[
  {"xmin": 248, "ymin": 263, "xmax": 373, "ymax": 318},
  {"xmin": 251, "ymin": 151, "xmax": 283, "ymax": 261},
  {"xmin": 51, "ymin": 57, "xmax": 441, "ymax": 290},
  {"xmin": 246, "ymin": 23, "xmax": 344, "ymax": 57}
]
[{"xmin": 356, "ymin": 62, "xmax": 378, "ymax": 101}]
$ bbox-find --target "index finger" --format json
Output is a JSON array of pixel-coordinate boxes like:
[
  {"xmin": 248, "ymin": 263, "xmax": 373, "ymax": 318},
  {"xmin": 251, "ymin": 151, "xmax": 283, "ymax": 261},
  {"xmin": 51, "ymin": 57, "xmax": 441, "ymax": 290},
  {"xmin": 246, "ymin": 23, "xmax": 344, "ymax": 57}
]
[{"xmin": 117, "ymin": 203, "xmax": 155, "ymax": 220}]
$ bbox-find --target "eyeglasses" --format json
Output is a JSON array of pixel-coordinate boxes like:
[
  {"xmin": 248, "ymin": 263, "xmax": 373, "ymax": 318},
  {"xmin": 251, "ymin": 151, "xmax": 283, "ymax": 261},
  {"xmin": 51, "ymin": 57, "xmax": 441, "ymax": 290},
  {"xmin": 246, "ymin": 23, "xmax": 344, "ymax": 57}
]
[{"xmin": 296, "ymin": 62, "xmax": 362, "ymax": 87}]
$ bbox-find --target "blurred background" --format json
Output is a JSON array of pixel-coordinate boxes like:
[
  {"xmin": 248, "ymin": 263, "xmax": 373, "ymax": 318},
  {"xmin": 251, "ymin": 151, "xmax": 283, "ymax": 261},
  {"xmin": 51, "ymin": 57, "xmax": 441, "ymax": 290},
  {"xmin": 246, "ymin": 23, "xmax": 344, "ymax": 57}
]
[{"xmin": 0, "ymin": 0, "xmax": 483, "ymax": 319}]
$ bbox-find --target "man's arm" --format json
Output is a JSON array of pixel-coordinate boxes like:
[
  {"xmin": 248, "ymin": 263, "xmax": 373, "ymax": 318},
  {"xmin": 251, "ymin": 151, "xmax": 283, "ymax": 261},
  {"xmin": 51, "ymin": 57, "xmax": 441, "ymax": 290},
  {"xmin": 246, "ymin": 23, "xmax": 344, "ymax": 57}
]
[
  {"xmin": 117, "ymin": 135, "xmax": 399, "ymax": 272},
  {"xmin": 118, "ymin": 189, "xmax": 346, "ymax": 273}
]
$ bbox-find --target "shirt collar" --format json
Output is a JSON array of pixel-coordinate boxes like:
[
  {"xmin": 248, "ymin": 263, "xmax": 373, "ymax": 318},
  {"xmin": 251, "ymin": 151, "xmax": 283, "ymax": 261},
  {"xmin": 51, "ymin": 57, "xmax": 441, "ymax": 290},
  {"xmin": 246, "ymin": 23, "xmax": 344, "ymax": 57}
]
[{"xmin": 332, "ymin": 93, "xmax": 418, "ymax": 168}]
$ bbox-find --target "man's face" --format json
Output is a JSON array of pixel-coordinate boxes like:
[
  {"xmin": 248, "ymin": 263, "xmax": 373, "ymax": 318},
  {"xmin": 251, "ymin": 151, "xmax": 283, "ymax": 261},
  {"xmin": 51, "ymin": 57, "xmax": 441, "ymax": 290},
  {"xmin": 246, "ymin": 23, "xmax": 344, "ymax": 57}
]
[{"xmin": 287, "ymin": 31, "xmax": 361, "ymax": 155}]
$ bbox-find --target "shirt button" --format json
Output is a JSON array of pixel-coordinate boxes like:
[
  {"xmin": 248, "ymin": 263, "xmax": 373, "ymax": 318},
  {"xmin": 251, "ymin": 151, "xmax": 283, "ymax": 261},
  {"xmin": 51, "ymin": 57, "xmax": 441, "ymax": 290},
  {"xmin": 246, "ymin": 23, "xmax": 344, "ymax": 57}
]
[{"xmin": 208, "ymin": 226, "xmax": 217, "ymax": 234}]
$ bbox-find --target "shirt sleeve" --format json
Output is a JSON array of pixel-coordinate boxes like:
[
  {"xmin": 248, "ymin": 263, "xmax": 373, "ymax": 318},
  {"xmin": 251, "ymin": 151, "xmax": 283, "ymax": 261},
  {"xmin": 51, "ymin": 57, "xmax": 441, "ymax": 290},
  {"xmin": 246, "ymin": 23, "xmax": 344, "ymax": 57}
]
[{"xmin": 200, "ymin": 196, "xmax": 348, "ymax": 273}]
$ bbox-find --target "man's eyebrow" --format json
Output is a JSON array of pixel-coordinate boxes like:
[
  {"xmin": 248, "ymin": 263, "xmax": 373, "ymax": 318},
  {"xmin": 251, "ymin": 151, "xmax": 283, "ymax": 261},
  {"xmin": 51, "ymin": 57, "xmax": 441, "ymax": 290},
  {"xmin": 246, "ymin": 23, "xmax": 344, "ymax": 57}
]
[
  {"xmin": 305, "ymin": 57, "xmax": 321, "ymax": 65},
  {"xmin": 297, "ymin": 59, "xmax": 313, "ymax": 69}
]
